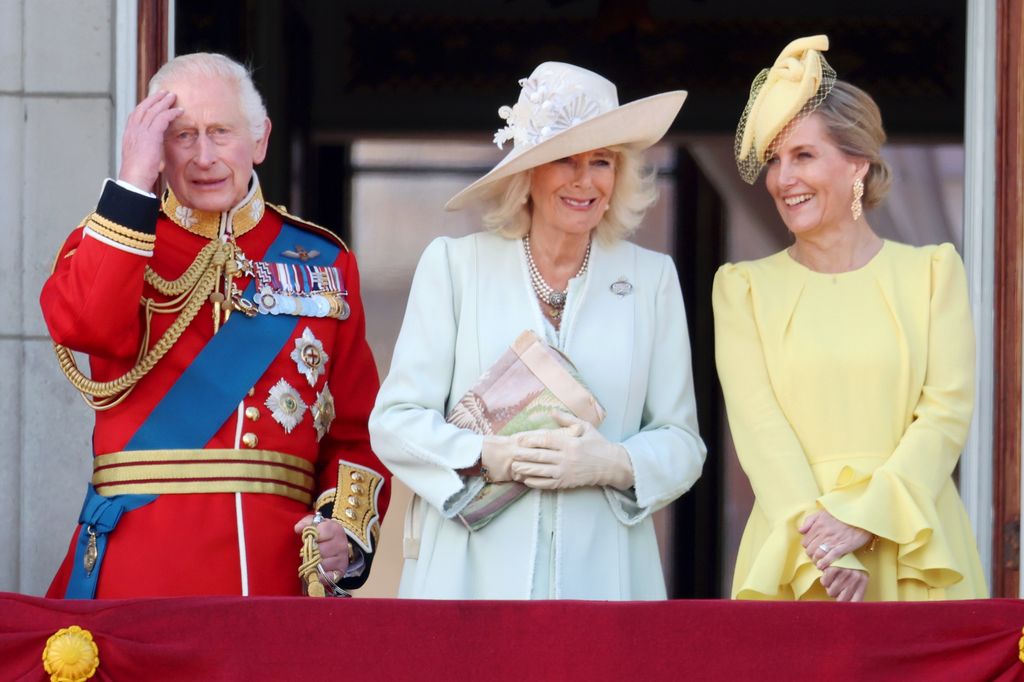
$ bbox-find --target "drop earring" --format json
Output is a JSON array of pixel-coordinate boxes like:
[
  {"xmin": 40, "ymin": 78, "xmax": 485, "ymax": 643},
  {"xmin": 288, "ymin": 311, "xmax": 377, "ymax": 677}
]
[{"xmin": 851, "ymin": 177, "xmax": 864, "ymax": 221}]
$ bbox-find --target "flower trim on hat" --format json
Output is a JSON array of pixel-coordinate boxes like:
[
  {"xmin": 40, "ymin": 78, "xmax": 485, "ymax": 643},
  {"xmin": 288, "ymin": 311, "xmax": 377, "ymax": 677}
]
[
  {"xmin": 493, "ymin": 75, "xmax": 608, "ymax": 151},
  {"xmin": 445, "ymin": 61, "xmax": 684, "ymax": 212}
]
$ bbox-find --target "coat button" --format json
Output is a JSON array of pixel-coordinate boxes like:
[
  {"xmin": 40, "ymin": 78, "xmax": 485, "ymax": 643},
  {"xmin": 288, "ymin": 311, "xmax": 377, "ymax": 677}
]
[
  {"xmin": 350, "ymin": 471, "xmax": 364, "ymax": 482},
  {"xmin": 244, "ymin": 407, "xmax": 260, "ymax": 421},
  {"xmin": 242, "ymin": 433, "xmax": 258, "ymax": 448},
  {"xmin": 344, "ymin": 508, "xmax": 356, "ymax": 519}
]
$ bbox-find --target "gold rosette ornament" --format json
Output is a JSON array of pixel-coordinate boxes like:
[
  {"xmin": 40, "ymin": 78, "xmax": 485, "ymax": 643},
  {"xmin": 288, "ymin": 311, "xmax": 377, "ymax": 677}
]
[{"xmin": 42, "ymin": 625, "xmax": 99, "ymax": 682}]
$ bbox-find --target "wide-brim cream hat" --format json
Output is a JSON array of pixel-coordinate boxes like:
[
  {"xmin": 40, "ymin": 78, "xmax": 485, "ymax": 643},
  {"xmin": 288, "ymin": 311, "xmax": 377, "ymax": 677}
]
[
  {"xmin": 445, "ymin": 62, "xmax": 687, "ymax": 211},
  {"xmin": 734, "ymin": 35, "xmax": 836, "ymax": 184}
]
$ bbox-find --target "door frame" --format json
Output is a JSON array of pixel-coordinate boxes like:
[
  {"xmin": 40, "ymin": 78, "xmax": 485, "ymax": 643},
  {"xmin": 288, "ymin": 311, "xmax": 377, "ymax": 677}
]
[{"xmin": 140, "ymin": 0, "xmax": 1024, "ymax": 596}]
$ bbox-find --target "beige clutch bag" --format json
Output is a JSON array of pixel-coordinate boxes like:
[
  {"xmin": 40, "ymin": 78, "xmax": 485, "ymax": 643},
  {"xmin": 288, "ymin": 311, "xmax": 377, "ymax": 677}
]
[{"xmin": 447, "ymin": 330, "xmax": 606, "ymax": 530}]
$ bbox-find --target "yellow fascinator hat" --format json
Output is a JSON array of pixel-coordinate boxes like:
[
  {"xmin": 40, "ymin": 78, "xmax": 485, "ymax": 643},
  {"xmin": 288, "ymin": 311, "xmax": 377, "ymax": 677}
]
[{"xmin": 735, "ymin": 34, "xmax": 836, "ymax": 184}]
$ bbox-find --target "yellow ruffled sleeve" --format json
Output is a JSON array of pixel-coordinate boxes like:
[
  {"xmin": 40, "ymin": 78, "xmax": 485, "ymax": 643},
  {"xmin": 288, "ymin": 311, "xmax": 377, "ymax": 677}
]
[
  {"xmin": 818, "ymin": 243, "xmax": 975, "ymax": 589},
  {"xmin": 713, "ymin": 263, "xmax": 865, "ymax": 600}
]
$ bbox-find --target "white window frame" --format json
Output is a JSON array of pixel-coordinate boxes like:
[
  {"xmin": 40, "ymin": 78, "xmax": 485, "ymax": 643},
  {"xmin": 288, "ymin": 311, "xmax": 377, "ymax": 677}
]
[{"xmin": 960, "ymin": 0, "xmax": 997, "ymax": 591}]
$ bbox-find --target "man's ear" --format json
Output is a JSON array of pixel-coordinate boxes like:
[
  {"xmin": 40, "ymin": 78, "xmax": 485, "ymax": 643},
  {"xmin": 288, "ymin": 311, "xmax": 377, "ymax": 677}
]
[{"xmin": 253, "ymin": 118, "xmax": 272, "ymax": 165}]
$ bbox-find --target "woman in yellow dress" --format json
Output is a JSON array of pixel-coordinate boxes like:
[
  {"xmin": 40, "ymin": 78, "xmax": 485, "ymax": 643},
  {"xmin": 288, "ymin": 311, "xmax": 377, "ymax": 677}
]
[{"xmin": 713, "ymin": 35, "xmax": 988, "ymax": 601}]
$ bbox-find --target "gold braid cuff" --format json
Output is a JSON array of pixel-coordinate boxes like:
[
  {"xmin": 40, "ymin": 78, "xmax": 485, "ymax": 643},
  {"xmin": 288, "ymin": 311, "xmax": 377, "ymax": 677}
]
[
  {"xmin": 85, "ymin": 213, "xmax": 156, "ymax": 253},
  {"xmin": 315, "ymin": 461, "xmax": 383, "ymax": 553}
]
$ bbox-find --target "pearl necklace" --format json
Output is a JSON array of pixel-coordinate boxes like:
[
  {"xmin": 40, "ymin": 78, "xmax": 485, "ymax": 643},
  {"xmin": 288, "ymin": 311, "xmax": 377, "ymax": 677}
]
[{"xmin": 523, "ymin": 234, "xmax": 591, "ymax": 319}]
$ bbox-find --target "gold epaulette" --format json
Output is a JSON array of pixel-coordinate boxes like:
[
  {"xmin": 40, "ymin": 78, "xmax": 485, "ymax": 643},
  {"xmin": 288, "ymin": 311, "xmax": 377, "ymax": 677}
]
[
  {"xmin": 314, "ymin": 461, "xmax": 383, "ymax": 553},
  {"xmin": 266, "ymin": 202, "xmax": 350, "ymax": 252}
]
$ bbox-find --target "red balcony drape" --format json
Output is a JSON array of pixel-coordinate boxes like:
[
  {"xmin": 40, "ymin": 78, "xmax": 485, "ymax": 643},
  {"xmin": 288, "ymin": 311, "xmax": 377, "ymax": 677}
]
[{"xmin": 2, "ymin": 593, "xmax": 1023, "ymax": 681}]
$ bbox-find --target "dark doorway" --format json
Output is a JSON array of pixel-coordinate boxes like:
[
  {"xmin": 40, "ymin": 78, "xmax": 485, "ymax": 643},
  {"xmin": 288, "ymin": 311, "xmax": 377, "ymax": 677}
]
[{"xmin": 175, "ymin": 0, "xmax": 967, "ymax": 598}]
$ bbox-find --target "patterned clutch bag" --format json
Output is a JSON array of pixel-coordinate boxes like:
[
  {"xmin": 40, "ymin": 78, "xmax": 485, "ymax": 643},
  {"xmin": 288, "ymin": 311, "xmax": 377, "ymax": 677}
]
[{"xmin": 447, "ymin": 329, "xmax": 606, "ymax": 531}]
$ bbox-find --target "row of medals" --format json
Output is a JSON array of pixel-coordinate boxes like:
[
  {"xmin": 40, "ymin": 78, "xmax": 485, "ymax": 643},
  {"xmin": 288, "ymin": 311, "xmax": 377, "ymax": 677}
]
[{"xmin": 209, "ymin": 253, "xmax": 350, "ymax": 322}]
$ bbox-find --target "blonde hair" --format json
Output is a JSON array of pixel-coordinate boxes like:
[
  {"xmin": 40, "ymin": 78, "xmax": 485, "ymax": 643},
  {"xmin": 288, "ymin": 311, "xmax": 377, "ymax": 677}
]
[
  {"xmin": 814, "ymin": 80, "xmax": 892, "ymax": 208},
  {"xmin": 482, "ymin": 145, "xmax": 659, "ymax": 244},
  {"xmin": 149, "ymin": 53, "xmax": 268, "ymax": 142}
]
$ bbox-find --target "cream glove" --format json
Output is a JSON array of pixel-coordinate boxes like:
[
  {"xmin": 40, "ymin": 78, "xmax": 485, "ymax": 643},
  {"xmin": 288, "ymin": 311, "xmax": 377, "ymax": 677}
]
[
  {"xmin": 510, "ymin": 412, "xmax": 635, "ymax": 491},
  {"xmin": 479, "ymin": 434, "xmax": 523, "ymax": 483}
]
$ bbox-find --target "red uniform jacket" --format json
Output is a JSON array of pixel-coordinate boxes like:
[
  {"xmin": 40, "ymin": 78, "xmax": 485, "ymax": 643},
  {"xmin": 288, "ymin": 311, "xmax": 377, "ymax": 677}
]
[{"xmin": 41, "ymin": 178, "xmax": 390, "ymax": 597}]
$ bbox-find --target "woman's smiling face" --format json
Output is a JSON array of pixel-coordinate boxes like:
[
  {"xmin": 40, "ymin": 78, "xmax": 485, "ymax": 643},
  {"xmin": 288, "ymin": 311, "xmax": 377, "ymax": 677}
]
[
  {"xmin": 765, "ymin": 113, "xmax": 866, "ymax": 237},
  {"xmin": 528, "ymin": 148, "xmax": 616, "ymax": 237}
]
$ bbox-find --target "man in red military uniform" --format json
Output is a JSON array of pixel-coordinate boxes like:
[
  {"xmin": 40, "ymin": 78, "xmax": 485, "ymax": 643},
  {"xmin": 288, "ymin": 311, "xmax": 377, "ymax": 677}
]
[{"xmin": 42, "ymin": 52, "xmax": 389, "ymax": 598}]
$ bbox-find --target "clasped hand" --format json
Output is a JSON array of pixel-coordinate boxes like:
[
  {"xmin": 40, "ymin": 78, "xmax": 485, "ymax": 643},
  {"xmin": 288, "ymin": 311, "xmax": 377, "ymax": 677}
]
[
  {"xmin": 800, "ymin": 510, "xmax": 873, "ymax": 602},
  {"xmin": 482, "ymin": 412, "xmax": 634, "ymax": 491}
]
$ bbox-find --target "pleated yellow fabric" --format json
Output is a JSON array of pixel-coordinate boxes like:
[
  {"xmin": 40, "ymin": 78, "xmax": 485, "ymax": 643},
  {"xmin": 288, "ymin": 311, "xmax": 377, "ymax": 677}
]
[{"xmin": 713, "ymin": 240, "xmax": 988, "ymax": 601}]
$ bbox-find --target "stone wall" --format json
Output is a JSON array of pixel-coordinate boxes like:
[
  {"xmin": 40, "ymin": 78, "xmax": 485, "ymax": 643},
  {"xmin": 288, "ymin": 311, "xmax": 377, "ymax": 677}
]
[{"xmin": 0, "ymin": 0, "xmax": 116, "ymax": 595}]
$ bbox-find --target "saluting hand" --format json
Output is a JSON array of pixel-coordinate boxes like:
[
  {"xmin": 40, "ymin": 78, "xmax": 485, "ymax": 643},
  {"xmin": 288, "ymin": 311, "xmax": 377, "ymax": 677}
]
[{"xmin": 118, "ymin": 90, "xmax": 183, "ymax": 192}]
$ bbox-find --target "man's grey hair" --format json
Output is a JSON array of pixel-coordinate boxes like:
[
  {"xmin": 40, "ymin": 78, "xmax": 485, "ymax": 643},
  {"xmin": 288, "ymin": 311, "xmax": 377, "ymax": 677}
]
[{"xmin": 148, "ymin": 52, "xmax": 267, "ymax": 141}]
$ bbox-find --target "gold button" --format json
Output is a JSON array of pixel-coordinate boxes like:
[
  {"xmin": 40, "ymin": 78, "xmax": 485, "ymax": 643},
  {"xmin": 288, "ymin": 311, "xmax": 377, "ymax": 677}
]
[
  {"xmin": 344, "ymin": 508, "xmax": 356, "ymax": 519},
  {"xmin": 241, "ymin": 433, "xmax": 258, "ymax": 448},
  {"xmin": 350, "ymin": 484, "xmax": 364, "ymax": 495},
  {"xmin": 244, "ymin": 407, "xmax": 260, "ymax": 421},
  {"xmin": 350, "ymin": 472, "xmax": 364, "ymax": 482},
  {"xmin": 347, "ymin": 496, "xmax": 358, "ymax": 506},
  {"xmin": 248, "ymin": 387, "xmax": 256, "ymax": 397}
]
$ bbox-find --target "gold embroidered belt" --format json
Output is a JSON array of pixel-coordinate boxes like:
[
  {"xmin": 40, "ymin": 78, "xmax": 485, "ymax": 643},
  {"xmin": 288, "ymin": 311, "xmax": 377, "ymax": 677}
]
[{"xmin": 91, "ymin": 449, "xmax": 315, "ymax": 505}]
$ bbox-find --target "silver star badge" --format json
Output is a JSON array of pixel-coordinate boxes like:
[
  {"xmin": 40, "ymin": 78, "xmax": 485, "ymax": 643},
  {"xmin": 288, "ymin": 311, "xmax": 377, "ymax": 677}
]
[
  {"xmin": 290, "ymin": 327, "xmax": 329, "ymax": 386},
  {"xmin": 265, "ymin": 379, "xmax": 308, "ymax": 434}
]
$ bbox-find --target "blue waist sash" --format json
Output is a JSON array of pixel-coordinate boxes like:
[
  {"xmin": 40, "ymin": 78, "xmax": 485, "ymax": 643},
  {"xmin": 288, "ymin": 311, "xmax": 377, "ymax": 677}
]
[
  {"xmin": 66, "ymin": 223, "xmax": 341, "ymax": 598},
  {"xmin": 65, "ymin": 484, "xmax": 156, "ymax": 598}
]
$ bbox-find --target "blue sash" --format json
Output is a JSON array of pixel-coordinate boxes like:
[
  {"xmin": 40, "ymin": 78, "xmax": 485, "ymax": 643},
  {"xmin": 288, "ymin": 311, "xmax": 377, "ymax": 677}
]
[
  {"xmin": 65, "ymin": 223, "xmax": 341, "ymax": 598},
  {"xmin": 65, "ymin": 485, "xmax": 156, "ymax": 598},
  {"xmin": 126, "ymin": 223, "xmax": 340, "ymax": 450}
]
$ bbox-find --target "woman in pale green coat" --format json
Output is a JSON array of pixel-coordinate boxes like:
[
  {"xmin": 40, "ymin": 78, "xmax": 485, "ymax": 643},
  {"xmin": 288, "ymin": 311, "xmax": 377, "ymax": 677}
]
[{"xmin": 369, "ymin": 62, "xmax": 705, "ymax": 599}]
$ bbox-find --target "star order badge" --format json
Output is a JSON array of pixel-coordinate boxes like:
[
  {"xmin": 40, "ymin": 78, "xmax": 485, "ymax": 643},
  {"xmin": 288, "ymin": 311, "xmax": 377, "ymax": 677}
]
[
  {"xmin": 290, "ymin": 327, "xmax": 329, "ymax": 386},
  {"xmin": 265, "ymin": 379, "xmax": 308, "ymax": 434},
  {"xmin": 312, "ymin": 383, "xmax": 336, "ymax": 442}
]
